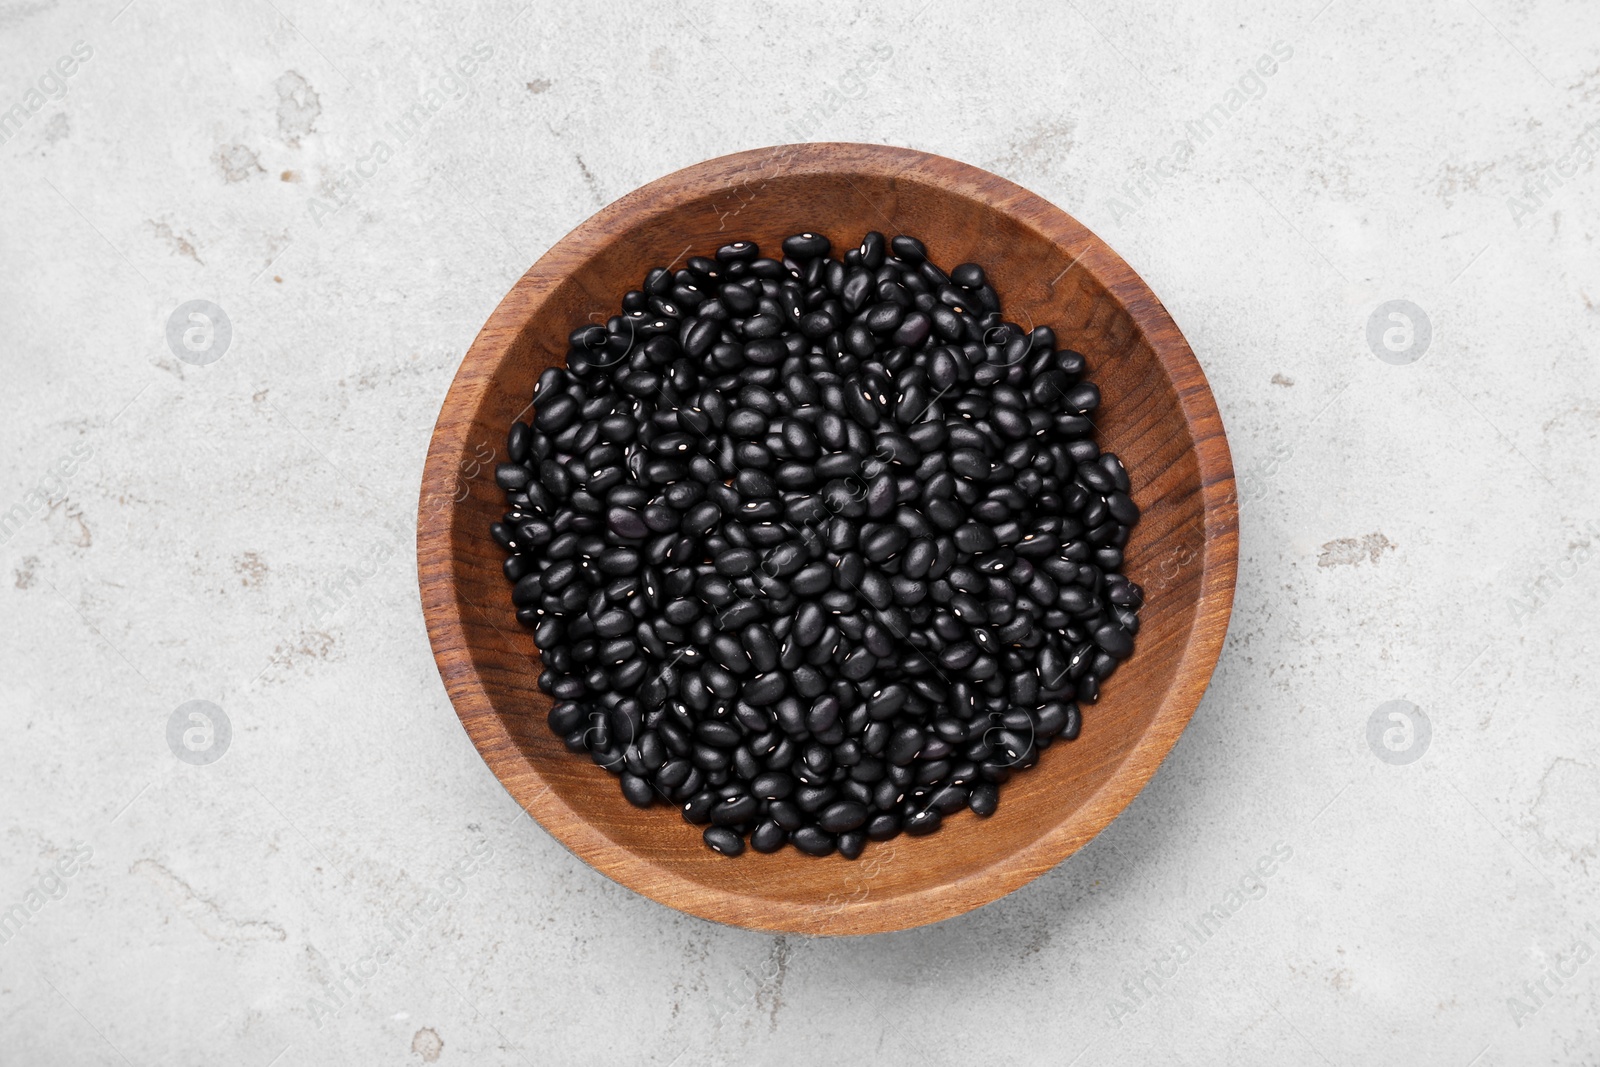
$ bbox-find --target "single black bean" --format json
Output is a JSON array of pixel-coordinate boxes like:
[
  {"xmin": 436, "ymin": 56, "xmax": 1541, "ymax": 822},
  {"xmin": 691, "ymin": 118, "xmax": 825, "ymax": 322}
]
[
  {"xmin": 818, "ymin": 800, "xmax": 867, "ymax": 832},
  {"xmin": 1093, "ymin": 623, "xmax": 1134, "ymax": 659},
  {"xmin": 621, "ymin": 773, "xmax": 655, "ymax": 807},
  {"xmin": 864, "ymin": 302, "xmax": 904, "ymax": 335},
  {"xmin": 969, "ymin": 782, "xmax": 999, "ymax": 816},
  {"xmin": 791, "ymin": 826, "xmax": 836, "ymax": 856},
  {"xmin": 750, "ymin": 821, "xmax": 787, "ymax": 852},
  {"xmin": 744, "ymin": 672, "xmax": 786, "ymax": 705},
  {"xmin": 704, "ymin": 826, "xmax": 745, "ymax": 855},
  {"xmin": 891, "ymin": 235, "xmax": 927, "ymax": 263},
  {"xmin": 711, "ymin": 794, "xmax": 758, "ymax": 826}
]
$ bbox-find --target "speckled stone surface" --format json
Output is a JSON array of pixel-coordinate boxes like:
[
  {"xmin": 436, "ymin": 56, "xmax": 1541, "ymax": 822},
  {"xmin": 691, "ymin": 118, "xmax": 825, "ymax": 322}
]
[{"xmin": 3, "ymin": 1, "xmax": 1599, "ymax": 1063}]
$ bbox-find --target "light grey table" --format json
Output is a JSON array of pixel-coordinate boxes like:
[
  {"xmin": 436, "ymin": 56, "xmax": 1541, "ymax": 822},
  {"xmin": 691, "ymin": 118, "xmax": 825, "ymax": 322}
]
[{"xmin": 3, "ymin": 2, "xmax": 1597, "ymax": 1064}]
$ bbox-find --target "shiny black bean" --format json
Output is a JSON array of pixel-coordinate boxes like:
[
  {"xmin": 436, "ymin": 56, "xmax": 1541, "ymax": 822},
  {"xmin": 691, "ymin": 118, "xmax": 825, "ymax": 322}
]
[
  {"xmin": 968, "ymin": 781, "xmax": 999, "ymax": 816},
  {"xmin": 841, "ymin": 646, "xmax": 876, "ymax": 680},
  {"xmin": 887, "ymin": 724, "xmax": 925, "ymax": 765},
  {"xmin": 950, "ymin": 262, "xmax": 984, "ymax": 288},
  {"xmin": 744, "ymin": 672, "xmax": 786, "ymax": 705},
  {"xmin": 864, "ymin": 302, "xmax": 904, "ymax": 335},
  {"xmin": 711, "ymin": 794, "xmax": 758, "ymax": 826},
  {"xmin": 681, "ymin": 790, "xmax": 716, "ymax": 823},
  {"xmin": 953, "ymin": 523, "xmax": 997, "ymax": 553},
  {"xmin": 1093, "ymin": 624, "xmax": 1134, "ymax": 659},
  {"xmin": 868, "ymin": 684, "xmax": 909, "ymax": 721},
  {"xmin": 750, "ymin": 820, "xmax": 787, "ymax": 852},
  {"xmin": 744, "ymin": 338, "xmax": 787, "ymax": 366},
  {"xmin": 621, "ymin": 773, "xmax": 655, "ymax": 807},
  {"xmin": 863, "ymin": 524, "xmax": 909, "ymax": 562},
  {"xmin": 783, "ymin": 232, "xmax": 830, "ymax": 259},
  {"xmin": 1107, "ymin": 491, "xmax": 1139, "ymax": 525},
  {"xmin": 703, "ymin": 826, "xmax": 745, "ymax": 856},
  {"xmin": 791, "ymin": 826, "xmax": 836, "ymax": 856},
  {"xmin": 893, "ymin": 311, "xmax": 931, "ymax": 348},
  {"xmin": 890, "ymin": 235, "xmax": 927, "ymax": 263},
  {"xmin": 819, "ymin": 800, "xmax": 867, "ymax": 832},
  {"xmin": 696, "ymin": 720, "xmax": 741, "ymax": 748}
]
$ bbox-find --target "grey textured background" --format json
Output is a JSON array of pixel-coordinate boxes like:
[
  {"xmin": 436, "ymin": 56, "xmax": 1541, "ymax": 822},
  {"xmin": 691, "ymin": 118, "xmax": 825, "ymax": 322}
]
[{"xmin": 3, "ymin": 0, "xmax": 1599, "ymax": 1064}]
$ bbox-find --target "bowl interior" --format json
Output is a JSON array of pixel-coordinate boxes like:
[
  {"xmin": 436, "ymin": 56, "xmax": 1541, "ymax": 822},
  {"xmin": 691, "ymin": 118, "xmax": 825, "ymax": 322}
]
[{"xmin": 421, "ymin": 144, "xmax": 1234, "ymax": 934}]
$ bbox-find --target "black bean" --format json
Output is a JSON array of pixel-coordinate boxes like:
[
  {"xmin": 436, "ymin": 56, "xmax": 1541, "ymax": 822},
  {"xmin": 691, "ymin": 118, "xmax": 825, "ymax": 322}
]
[
  {"xmin": 535, "ymin": 394, "xmax": 579, "ymax": 433},
  {"xmin": 893, "ymin": 311, "xmax": 932, "ymax": 348},
  {"xmin": 696, "ymin": 720, "xmax": 742, "ymax": 747},
  {"xmin": 621, "ymin": 773, "xmax": 655, "ymax": 807},
  {"xmin": 969, "ymin": 782, "xmax": 999, "ymax": 816},
  {"xmin": 681, "ymin": 790, "xmax": 716, "ymax": 823},
  {"xmin": 495, "ymin": 463, "xmax": 532, "ymax": 492},
  {"xmin": 841, "ymin": 647, "xmax": 876, "ymax": 680},
  {"xmin": 864, "ymin": 302, "xmax": 904, "ymax": 335},
  {"xmin": 891, "ymin": 235, "xmax": 927, "ymax": 263},
  {"xmin": 744, "ymin": 672, "xmax": 786, "ymax": 705},
  {"xmin": 752, "ymin": 771, "xmax": 794, "ymax": 800},
  {"xmin": 750, "ymin": 821, "xmax": 787, "ymax": 852},
  {"xmin": 863, "ymin": 524, "xmax": 909, "ymax": 562},
  {"xmin": 953, "ymin": 523, "xmax": 997, "ymax": 553},
  {"xmin": 849, "ymin": 231, "xmax": 884, "ymax": 268},
  {"xmin": 598, "ymin": 547, "xmax": 639, "ymax": 575},
  {"xmin": 791, "ymin": 826, "xmax": 836, "ymax": 856},
  {"xmin": 711, "ymin": 794, "xmax": 758, "ymax": 825},
  {"xmin": 887, "ymin": 724, "xmax": 925, "ymax": 765},
  {"xmin": 1107, "ymin": 491, "xmax": 1139, "ymax": 525},
  {"xmin": 768, "ymin": 799, "xmax": 803, "ymax": 829},
  {"xmin": 1093, "ymin": 623, "xmax": 1134, "ymax": 659},
  {"xmin": 818, "ymin": 800, "xmax": 867, "ymax": 832},
  {"xmin": 939, "ymin": 642, "xmax": 978, "ymax": 670},
  {"xmin": 717, "ymin": 241, "xmax": 758, "ymax": 263},
  {"xmin": 868, "ymin": 683, "xmax": 909, "ymax": 721},
  {"xmin": 951, "ymin": 262, "xmax": 985, "ymax": 288},
  {"xmin": 656, "ymin": 758, "xmax": 692, "ymax": 791},
  {"xmin": 865, "ymin": 813, "xmax": 900, "ymax": 840},
  {"xmin": 704, "ymin": 826, "xmax": 745, "ymax": 856},
  {"xmin": 783, "ymin": 232, "xmax": 831, "ymax": 259}
]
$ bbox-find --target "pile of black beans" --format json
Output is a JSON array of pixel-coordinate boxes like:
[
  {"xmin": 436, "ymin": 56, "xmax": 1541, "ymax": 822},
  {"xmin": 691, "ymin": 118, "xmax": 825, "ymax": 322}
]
[{"xmin": 492, "ymin": 231, "xmax": 1142, "ymax": 859}]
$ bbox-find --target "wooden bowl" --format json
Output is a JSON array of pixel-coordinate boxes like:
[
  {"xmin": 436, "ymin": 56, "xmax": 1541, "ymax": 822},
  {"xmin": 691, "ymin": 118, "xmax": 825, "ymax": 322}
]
[{"xmin": 418, "ymin": 143, "xmax": 1236, "ymax": 935}]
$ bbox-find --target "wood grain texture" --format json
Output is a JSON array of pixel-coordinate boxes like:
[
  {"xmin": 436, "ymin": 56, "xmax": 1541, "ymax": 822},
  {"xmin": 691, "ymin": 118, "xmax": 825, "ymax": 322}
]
[{"xmin": 417, "ymin": 143, "xmax": 1237, "ymax": 936}]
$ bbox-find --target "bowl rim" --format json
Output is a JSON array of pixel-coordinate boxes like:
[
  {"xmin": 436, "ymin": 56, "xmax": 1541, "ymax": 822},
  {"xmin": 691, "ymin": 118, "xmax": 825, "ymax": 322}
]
[{"xmin": 418, "ymin": 142, "xmax": 1238, "ymax": 935}]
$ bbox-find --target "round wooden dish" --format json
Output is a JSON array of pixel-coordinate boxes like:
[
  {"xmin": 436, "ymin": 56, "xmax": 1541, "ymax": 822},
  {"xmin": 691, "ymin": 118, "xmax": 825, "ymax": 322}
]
[{"xmin": 418, "ymin": 143, "xmax": 1236, "ymax": 936}]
